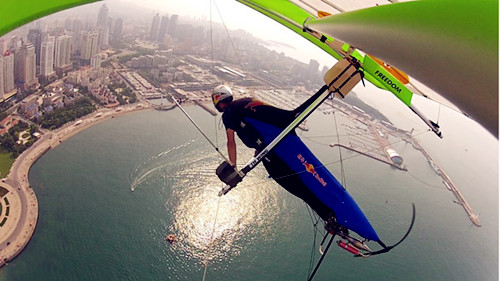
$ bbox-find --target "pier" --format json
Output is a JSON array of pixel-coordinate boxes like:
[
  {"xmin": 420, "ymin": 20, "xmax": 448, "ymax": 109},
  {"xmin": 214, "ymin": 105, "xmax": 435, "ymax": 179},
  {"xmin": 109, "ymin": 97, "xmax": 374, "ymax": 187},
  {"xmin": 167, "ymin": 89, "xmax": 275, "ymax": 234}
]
[
  {"xmin": 154, "ymin": 103, "xmax": 176, "ymax": 111},
  {"xmin": 330, "ymin": 110, "xmax": 406, "ymax": 171},
  {"xmin": 329, "ymin": 143, "xmax": 407, "ymax": 171},
  {"xmin": 194, "ymin": 100, "xmax": 217, "ymax": 116},
  {"xmin": 410, "ymin": 140, "xmax": 481, "ymax": 226}
]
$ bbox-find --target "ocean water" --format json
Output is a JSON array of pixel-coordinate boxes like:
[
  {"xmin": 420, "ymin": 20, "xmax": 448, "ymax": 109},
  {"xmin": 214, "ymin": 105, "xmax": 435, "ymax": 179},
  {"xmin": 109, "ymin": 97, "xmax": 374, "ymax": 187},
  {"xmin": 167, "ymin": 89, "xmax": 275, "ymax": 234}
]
[{"xmin": 0, "ymin": 103, "xmax": 497, "ymax": 281}]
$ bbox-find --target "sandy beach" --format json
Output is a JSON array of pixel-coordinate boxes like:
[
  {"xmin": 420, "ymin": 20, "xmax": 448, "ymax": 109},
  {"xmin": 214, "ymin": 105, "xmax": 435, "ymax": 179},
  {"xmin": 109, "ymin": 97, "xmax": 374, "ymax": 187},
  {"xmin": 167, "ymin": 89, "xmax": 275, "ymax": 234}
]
[{"xmin": 0, "ymin": 101, "xmax": 153, "ymax": 266}]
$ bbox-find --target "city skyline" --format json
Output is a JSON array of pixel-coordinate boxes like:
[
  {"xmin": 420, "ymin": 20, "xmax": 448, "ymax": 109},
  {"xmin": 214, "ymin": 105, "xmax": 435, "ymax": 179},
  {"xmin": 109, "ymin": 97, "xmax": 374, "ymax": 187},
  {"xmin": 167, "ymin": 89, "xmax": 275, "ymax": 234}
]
[{"xmin": 0, "ymin": 0, "xmax": 337, "ymax": 68}]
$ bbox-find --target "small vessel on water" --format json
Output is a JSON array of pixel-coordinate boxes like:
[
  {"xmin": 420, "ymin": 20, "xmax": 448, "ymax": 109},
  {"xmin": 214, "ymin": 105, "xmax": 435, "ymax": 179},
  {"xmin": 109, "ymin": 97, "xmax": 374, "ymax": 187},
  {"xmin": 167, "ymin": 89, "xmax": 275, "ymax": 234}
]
[{"xmin": 165, "ymin": 234, "xmax": 176, "ymax": 244}]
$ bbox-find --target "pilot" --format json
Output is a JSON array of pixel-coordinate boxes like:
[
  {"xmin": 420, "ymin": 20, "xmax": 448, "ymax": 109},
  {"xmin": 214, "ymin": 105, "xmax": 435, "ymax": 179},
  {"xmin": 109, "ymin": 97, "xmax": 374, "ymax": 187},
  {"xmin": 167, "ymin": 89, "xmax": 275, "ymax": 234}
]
[{"xmin": 212, "ymin": 85, "xmax": 335, "ymax": 223}]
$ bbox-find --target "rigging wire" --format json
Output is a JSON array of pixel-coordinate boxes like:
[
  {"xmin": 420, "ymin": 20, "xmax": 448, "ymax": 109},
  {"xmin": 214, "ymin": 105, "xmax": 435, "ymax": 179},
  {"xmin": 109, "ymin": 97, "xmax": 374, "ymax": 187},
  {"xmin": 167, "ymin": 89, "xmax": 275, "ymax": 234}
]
[
  {"xmin": 305, "ymin": 205, "xmax": 323, "ymax": 279},
  {"xmin": 331, "ymin": 100, "xmax": 347, "ymax": 187},
  {"xmin": 210, "ymin": 0, "xmax": 222, "ymax": 151},
  {"xmin": 209, "ymin": 0, "xmax": 247, "ymax": 152},
  {"xmin": 202, "ymin": 196, "xmax": 222, "ymax": 281},
  {"xmin": 211, "ymin": 0, "xmax": 244, "ymax": 69},
  {"xmin": 210, "ymin": 0, "xmax": 216, "ymax": 71},
  {"xmin": 166, "ymin": 91, "xmax": 230, "ymax": 163},
  {"xmin": 406, "ymin": 170, "xmax": 446, "ymax": 190},
  {"xmin": 201, "ymin": 1, "xmax": 246, "ymax": 278}
]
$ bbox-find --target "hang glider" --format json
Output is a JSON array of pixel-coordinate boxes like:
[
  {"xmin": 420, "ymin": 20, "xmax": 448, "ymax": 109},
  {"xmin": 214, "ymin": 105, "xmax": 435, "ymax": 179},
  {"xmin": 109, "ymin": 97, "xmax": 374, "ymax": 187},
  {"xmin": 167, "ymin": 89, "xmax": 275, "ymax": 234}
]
[{"xmin": 236, "ymin": 0, "xmax": 498, "ymax": 137}]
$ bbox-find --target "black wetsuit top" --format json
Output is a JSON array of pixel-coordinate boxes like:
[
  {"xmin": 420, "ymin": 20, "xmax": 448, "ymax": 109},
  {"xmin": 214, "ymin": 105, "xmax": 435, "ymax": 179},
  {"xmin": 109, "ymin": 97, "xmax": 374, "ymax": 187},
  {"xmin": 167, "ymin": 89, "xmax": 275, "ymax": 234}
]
[{"xmin": 222, "ymin": 98, "xmax": 296, "ymax": 150}]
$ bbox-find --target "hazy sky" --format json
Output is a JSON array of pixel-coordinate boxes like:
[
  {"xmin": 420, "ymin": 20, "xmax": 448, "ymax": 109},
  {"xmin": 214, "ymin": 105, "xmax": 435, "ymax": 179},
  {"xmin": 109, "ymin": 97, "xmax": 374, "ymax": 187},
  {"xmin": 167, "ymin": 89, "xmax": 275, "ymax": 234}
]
[{"xmin": 119, "ymin": 0, "xmax": 337, "ymax": 66}]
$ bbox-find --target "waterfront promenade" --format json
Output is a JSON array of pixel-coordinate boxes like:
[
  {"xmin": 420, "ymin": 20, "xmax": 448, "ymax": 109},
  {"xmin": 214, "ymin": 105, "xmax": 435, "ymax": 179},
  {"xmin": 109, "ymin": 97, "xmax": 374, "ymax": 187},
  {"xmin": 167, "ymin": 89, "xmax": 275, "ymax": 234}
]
[{"xmin": 0, "ymin": 102, "xmax": 152, "ymax": 266}]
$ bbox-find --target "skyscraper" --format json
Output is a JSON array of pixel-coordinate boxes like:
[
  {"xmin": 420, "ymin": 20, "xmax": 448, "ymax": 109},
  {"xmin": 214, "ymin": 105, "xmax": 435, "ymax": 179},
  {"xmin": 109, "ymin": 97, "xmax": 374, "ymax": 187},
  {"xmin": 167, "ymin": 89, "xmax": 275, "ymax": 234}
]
[
  {"xmin": 113, "ymin": 18, "xmax": 123, "ymax": 40},
  {"xmin": 308, "ymin": 59, "xmax": 319, "ymax": 73},
  {"xmin": 40, "ymin": 36, "xmax": 55, "ymax": 77},
  {"xmin": 149, "ymin": 13, "xmax": 160, "ymax": 41},
  {"xmin": 3, "ymin": 51, "xmax": 15, "ymax": 93},
  {"xmin": 97, "ymin": 4, "xmax": 109, "ymax": 27},
  {"xmin": 72, "ymin": 19, "xmax": 84, "ymax": 53},
  {"xmin": 15, "ymin": 43, "xmax": 37, "ymax": 88},
  {"xmin": 158, "ymin": 15, "xmax": 169, "ymax": 43},
  {"xmin": 97, "ymin": 4, "xmax": 109, "ymax": 49},
  {"xmin": 81, "ymin": 31, "xmax": 99, "ymax": 60},
  {"xmin": 0, "ymin": 57, "xmax": 4, "ymax": 96},
  {"xmin": 64, "ymin": 18, "xmax": 74, "ymax": 31},
  {"xmin": 167, "ymin": 15, "xmax": 178, "ymax": 38},
  {"xmin": 90, "ymin": 54, "xmax": 101, "ymax": 70},
  {"xmin": 54, "ymin": 35, "xmax": 72, "ymax": 68},
  {"xmin": 99, "ymin": 27, "xmax": 109, "ymax": 49},
  {"xmin": 0, "ymin": 39, "xmax": 7, "ymax": 55},
  {"xmin": 27, "ymin": 29, "xmax": 42, "ymax": 69}
]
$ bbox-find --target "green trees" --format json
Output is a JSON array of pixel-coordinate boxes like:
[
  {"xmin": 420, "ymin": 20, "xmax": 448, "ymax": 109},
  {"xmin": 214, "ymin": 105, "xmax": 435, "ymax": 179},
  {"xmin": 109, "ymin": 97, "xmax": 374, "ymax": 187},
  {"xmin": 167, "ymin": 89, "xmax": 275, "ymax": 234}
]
[
  {"xmin": 0, "ymin": 121, "xmax": 35, "ymax": 158},
  {"xmin": 107, "ymin": 83, "xmax": 137, "ymax": 104},
  {"xmin": 36, "ymin": 97, "xmax": 96, "ymax": 130}
]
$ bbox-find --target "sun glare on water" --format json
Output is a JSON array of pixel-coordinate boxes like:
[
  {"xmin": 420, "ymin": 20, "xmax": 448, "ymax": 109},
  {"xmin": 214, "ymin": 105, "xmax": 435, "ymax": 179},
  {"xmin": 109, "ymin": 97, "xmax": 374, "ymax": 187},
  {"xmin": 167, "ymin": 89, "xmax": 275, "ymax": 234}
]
[{"xmin": 169, "ymin": 170, "xmax": 281, "ymax": 265}]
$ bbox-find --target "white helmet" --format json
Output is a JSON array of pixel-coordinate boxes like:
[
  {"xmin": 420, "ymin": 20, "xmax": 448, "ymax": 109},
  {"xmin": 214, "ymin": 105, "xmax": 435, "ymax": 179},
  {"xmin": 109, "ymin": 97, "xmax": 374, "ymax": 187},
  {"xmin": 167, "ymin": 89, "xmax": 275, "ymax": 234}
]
[{"xmin": 212, "ymin": 85, "xmax": 233, "ymax": 112}]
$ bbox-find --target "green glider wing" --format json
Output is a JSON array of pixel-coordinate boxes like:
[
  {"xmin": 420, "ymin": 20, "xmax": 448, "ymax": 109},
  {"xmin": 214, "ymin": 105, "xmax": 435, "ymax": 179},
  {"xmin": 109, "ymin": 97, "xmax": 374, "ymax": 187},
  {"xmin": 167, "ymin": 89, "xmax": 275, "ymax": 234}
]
[
  {"xmin": 237, "ymin": 0, "xmax": 498, "ymax": 137},
  {"xmin": 0, "ymin": 0, "xmax": 101, "ymax": 38}
]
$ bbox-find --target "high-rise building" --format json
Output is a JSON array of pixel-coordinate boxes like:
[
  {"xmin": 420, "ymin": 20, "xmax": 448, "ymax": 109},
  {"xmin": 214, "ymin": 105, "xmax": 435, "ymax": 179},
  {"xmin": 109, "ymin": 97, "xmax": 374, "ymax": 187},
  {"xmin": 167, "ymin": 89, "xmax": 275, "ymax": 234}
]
[
  {"xmin": 11, "ymin": 37, "xmax": 21, "ymax": 54},
  {"xmin": 99, "ymin": 27, "xmax": 109, "ymax": 49},
  {"xmin": 3, "ymin": 51, "xmax": 15, "ymax": 93},
  {"xmin": 15, "ymin": 43, "xmax": 37, "ymax": 88},
  {"xmin": 97, "ymin": 4, "xmax": 110, "ymax": 49},
  {"xmin": 81, "ymin": 31, "xmax": 99, "ymax": 60},
  {"xmin": 0, "ymin": 57, "xmax": 4, "ymax": 96},
  {"xmin": 40, "ymin": 36, "xmax": 55, "ymax": 77},
  {"xmin": 27, "ymin": 28, "xmax": 43, "ymax": 73},
  {"xmin": 64, "ymin": 18, "xmax": 74, "ymax": 31},
  {"xmin": 28, "ymin": 29, "xmax": 42, "ymax": 65},
  {"xmin": 113, "ymin": 18, "xmax": 123, "ymax": 40},
  {"xmin": 158, "ymin": 15, "xmax": 169, "ymax": 42},
  {"xmin": 0, "ymin": 39, "xmax": 7, "ymax": 55},
  {"xmin": 55, "ymin": 35, "xmax": 72, "ymax": 68},
  {"xmin": 72, "ymin": 19, "xmax": 84, "ymax": 52},
  {"xmin": 308, "ymin": 59, "xmax": 319, "ymax": 73},
  {"xmin": 167, "ymin": 15, "xmax": 178, "ymax": 37},
  {"xmin": 90, "ymin": 54, "xmax": 101, "ymax": 70},
  {"xmin": 149, "ymin": 13, "xmax": 160, "ymax": 41},
  {"xmin": 97, "ymin": 4, "xmax": 109, "ymax": 27}
]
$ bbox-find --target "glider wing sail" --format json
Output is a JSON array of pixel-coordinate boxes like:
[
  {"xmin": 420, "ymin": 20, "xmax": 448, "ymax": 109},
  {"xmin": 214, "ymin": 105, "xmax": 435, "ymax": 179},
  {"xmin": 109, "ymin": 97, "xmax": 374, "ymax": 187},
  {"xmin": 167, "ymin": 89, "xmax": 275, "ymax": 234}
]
[
  {"xmin": 237, "ymin": 0, "xmax": 498, "ymax": 137},
  {"xmin": 0, "ymin": 0, "xmax": 101, "ymax": 37},
  {"xmin": 246, "ymin": 117, "xmax": 380, "ymax": 241}
]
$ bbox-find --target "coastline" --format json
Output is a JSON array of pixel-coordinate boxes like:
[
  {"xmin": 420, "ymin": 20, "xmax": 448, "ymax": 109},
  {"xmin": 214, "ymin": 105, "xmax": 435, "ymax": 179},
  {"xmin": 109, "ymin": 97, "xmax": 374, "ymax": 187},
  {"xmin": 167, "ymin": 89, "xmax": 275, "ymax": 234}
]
[{"xmin": 0, "ymin": 101, "xmax": 153, "ymax": 267}]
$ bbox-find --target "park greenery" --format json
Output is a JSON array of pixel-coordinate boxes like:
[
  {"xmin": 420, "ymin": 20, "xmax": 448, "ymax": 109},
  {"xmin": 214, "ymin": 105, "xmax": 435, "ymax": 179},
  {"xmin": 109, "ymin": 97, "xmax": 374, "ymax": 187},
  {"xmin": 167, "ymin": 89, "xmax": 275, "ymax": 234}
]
[
  {"xmin": 0, "ymin": 121, "xmax": 38, "ymax": 159},
  {"xmin": 35, "ymin": 97, "xmax": 96, "ymax": 130},
  {"xmin": 107, "ymin": 82, "xmax": 137, "ymax": 105},
  {"xmin": 0, "ymin": 151, "xmax": 14, "ymax": 178}
]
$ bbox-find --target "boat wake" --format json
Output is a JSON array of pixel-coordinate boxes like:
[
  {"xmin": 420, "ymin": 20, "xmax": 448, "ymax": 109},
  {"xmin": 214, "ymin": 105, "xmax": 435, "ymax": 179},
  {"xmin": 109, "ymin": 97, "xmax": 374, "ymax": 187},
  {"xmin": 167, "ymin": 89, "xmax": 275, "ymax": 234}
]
[{"xmin": 130, "ymin": 139, "xmax": 197, "ymax": 191}]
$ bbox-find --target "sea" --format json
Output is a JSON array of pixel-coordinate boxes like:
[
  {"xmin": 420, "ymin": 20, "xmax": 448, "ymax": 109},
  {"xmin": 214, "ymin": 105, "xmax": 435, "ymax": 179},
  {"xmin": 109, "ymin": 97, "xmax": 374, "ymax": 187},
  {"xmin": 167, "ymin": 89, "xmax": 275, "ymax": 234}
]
[{"xmin": 0, "ymin": 91, "xmax": 497, "ymax": 281}]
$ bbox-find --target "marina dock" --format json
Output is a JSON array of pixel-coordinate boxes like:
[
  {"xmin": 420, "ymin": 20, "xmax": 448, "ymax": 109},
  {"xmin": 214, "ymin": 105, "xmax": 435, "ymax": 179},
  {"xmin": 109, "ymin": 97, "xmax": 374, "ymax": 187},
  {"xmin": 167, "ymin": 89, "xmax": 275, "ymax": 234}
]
[
  {"xmin": 329, "ymin": 143, "xmax": 407, "ymax": 171},
  {"xmin": 323, "ymin": 98, "xmax": 480, "ymax": 227}
]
